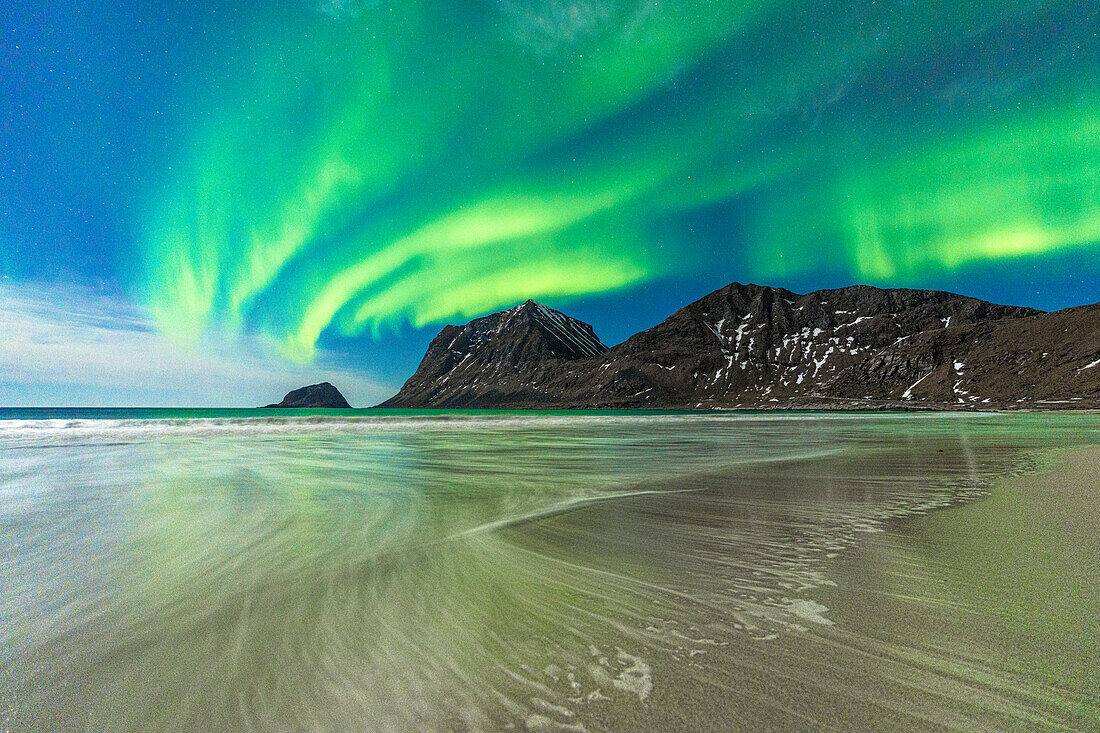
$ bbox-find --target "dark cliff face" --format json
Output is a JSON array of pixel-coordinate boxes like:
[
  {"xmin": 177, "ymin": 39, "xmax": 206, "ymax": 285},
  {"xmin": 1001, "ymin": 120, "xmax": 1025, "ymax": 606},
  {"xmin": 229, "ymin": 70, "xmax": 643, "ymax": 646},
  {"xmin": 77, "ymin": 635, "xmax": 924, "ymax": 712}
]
[
  {"xmin": 379, "ymin": 300, "xmax": 607, "ymax": 408},
  {"xmin": 586, "ymin": 283, "xmax": 1044, "ymax": 408},
  {"xmin": 835, "ymin": 302, "xmax": 1100, "ymax": 407},
  {"xmin": 379, "ymin": 285, "xmax": 1100, "ymax": 410},
  {"xmin": 265, "ymin": 382, "xmax": 352, "ymax": 409}
]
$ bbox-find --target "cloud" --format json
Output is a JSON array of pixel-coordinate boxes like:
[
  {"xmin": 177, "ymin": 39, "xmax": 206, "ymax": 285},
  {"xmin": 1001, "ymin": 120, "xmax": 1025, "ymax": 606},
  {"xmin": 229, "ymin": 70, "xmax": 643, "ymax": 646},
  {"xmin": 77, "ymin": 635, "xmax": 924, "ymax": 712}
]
[
  {"xmin": 0, "ymin": 281, "xmax": 390, "ymax": 407},
  {"xmin": 500, "ymin": 0, "xmax": 614, "ymax": 55},
  {"xmin": 315, "ymin": 0, "xmax": 378, "ymax": 19}
]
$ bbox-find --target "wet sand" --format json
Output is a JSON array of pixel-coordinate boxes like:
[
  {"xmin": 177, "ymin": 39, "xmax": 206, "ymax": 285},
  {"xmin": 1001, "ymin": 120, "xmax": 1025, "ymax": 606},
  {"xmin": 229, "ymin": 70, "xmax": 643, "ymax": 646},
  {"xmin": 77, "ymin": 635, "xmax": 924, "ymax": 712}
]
[
  {"xmin": 810, "ymin": 446, "xmax": 1100, "ymax": 731},
  {"xmin": 579, "ymin": 446, "xmax": 1100, "ymax": 732},
  {"xmin": 2, "ymin": 412, "xmax": 1098, "ymax": 731}
]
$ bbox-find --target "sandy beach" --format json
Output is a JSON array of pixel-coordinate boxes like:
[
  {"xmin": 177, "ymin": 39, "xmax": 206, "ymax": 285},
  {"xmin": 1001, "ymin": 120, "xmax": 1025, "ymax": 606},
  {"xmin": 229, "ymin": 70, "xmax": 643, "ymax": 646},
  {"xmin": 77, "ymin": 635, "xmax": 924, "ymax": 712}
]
[
  {"xmin": 579, "ymin": 445, "xmax": 1100, "ymax": 732},
  {"xmin": 815, "ymin": 445, "xmax": 1100, "ymax": 731},
  {"xmin": 2, "ymin": 412, "xmax": 1098, "ymax": 731},
  {"xmin": 512, "ymin": 442, "xmax": 1100, "ymax": 726},
  {"xmin": 478, "ymin": 420, "xmax": 1100, "ymax": 732}
]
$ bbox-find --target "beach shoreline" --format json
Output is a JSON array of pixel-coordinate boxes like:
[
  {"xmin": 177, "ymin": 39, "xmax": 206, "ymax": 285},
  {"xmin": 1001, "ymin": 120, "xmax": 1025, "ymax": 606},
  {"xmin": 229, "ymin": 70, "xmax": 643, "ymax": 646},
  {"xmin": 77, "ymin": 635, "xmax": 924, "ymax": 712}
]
[
  {"xmin": 3, "ymin": 413, "xmax": 1097, "ymax": 731},
  {"xmin": 575, "ymin": 443, "xmax": 1099, "ymax": 732},
  {"xmin": 792, "ymin": 445, "xmax": 1100, "ymax": 731}
]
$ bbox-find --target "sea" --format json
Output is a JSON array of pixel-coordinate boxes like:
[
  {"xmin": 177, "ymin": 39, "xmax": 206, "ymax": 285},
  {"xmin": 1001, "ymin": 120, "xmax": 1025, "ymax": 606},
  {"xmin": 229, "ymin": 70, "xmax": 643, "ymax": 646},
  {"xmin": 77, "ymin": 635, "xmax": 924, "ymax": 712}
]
[{"xmin": 1, "ymin": 409, "xmax": 1097, "ymax": 731}]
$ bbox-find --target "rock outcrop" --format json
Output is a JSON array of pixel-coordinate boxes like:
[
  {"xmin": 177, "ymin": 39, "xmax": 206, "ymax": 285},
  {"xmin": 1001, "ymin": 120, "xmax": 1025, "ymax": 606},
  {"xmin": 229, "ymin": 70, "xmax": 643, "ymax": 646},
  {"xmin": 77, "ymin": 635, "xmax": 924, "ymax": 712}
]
[{"xmin": 264, "ymin": 382, "xmax": 352, "ymax": 409}]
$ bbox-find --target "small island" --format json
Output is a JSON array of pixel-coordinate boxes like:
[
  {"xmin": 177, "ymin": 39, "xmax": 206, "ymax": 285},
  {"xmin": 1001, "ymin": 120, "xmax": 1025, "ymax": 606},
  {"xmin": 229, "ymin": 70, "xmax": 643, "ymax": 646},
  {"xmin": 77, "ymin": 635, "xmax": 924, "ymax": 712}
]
[{"xmin": 263, "ymin": 382, "xmax": 352, "ymax": 409}]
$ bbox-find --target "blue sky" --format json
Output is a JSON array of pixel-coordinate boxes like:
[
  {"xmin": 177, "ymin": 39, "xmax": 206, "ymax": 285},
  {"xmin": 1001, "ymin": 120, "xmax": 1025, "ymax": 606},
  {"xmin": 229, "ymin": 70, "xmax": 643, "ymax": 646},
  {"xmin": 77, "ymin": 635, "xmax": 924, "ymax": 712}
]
[{"xmin": 3, "ymin": 0, "xmax": 1098, "ymax": 405}]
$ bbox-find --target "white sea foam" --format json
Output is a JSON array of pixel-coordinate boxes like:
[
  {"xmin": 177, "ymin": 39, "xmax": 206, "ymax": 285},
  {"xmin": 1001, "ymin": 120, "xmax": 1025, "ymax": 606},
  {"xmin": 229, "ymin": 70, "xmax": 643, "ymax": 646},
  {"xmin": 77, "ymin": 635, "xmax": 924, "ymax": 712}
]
[
  {"xmin": 0, "ymin": 410, "xmax": 994, "ymax": 450},
  {"xmin": 782, "ymin": 598, "xmax": 834, "ymax": 626}
]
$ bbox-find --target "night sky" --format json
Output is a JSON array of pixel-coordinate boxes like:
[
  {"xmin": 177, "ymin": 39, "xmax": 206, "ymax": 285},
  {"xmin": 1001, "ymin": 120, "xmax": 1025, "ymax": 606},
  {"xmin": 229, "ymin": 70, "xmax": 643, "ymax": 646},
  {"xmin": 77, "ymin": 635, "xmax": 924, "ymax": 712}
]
[{"xmin": 3, "ymin": 0, "xmax": 1098, "ymax": 405}]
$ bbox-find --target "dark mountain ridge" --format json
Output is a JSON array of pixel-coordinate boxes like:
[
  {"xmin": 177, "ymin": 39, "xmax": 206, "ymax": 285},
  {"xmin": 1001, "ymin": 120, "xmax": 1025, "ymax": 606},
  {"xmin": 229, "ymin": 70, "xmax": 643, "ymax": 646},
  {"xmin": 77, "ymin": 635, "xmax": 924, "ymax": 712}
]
[{"xmin": 380, "ymin": 284, "xmax": 1100, "ymax": 410}]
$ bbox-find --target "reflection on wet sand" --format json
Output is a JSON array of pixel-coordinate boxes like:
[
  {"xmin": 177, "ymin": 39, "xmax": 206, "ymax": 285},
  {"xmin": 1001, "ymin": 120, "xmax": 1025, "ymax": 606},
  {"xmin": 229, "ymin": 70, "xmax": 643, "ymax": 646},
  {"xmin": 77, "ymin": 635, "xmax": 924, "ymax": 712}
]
[{"xmin": 1, "ymin": 412, "xmax": 1097, "ymax": 731}]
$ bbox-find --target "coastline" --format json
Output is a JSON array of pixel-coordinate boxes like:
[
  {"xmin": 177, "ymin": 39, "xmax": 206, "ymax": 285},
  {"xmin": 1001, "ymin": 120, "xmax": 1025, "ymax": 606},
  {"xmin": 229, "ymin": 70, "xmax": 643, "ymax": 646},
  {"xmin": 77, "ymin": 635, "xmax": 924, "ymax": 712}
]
[
  {"xmin": 802, "ymin": 444, "xmax": 1100, "ymax": 730},
  {"xmin": 576, "ymin": 443, "xmax": 1100, "ymax": 732},
  {"xmin": 3, "ymin": 405, "xmax": 1099, "ymax": 419},
  {"xmin": 3, "ymin": 413, "xmax": 1096, "ymax": 731}
]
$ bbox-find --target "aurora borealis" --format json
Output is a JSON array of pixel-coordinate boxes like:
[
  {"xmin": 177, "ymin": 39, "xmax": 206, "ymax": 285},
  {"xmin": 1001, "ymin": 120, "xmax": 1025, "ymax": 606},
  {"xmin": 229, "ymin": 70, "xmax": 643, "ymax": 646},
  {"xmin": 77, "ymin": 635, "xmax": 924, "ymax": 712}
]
[{"xmin": 3, "ymin": 0, "xmax": 1100, "ymax": 403}]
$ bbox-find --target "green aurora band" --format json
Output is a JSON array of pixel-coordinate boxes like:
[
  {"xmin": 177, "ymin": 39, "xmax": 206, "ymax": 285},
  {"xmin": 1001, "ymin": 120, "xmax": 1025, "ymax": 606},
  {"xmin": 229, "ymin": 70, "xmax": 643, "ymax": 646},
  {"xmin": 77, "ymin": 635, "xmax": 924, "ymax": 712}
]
[{"xmin": 142, "ymin": 0, "xmax": 1100, "ymax": 360}]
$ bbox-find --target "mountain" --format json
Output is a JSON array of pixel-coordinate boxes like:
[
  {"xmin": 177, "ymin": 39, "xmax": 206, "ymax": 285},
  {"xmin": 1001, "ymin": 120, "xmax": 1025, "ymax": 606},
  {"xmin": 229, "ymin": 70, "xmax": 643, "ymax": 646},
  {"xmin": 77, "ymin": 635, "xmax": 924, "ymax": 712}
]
[
  {"xmin": 380, "ymin": 284, "xmax": 1100, "ymax": 410},
  {"xmin": 264, "ymin": 382, "xmax": 352, "ymax": 408},
  {"xmin": 379, "ymin": 300, "xmax": 607, "ymax": 407}
]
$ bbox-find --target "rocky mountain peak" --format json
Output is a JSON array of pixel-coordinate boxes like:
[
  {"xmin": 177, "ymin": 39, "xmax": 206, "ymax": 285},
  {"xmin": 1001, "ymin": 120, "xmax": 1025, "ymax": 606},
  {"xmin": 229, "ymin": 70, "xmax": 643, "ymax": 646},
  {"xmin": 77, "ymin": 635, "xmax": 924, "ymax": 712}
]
[
  {"xmin": 378, "ymin": 300, "xmax": 608, "ymax": 407},
  {"xmin": 380, "ymin": 281, "xmax": 1099, "ymax": 410}
]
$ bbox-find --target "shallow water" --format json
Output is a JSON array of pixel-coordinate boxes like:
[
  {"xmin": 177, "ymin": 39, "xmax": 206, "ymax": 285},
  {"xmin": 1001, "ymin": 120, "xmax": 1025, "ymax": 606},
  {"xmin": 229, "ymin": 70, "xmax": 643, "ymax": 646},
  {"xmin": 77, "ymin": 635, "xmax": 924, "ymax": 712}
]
[{"xmin": 1, "ymin": 411, "xmax": 1097, "ymax": 731}]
